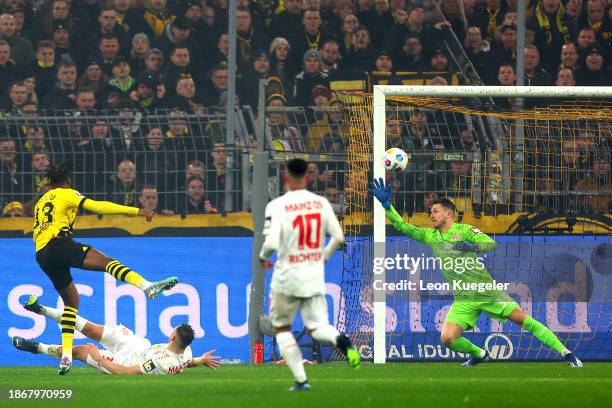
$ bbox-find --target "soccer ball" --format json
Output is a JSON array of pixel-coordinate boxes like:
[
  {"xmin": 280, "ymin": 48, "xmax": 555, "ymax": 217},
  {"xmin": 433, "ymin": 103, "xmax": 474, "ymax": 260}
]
[{"xmin": 383, "ymin": 147, "xmax": 409, "ymax": 173}]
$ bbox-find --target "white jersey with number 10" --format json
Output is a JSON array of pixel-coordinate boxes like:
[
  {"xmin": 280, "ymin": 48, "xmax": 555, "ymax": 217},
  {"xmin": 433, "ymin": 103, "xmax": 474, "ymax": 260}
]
[{"xmin": 259, "ymin": 189, "xmax": 344, "ymax": 298}]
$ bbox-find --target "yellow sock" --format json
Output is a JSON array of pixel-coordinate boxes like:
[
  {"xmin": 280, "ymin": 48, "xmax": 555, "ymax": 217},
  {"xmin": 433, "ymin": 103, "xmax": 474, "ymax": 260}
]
[
  {"xmin": 105, "ymin": 260, "xmax": 149, "ymax": 289},
  {"xmin": 60, "ymin": 306, "xmax": 78, "ymax": 359}
]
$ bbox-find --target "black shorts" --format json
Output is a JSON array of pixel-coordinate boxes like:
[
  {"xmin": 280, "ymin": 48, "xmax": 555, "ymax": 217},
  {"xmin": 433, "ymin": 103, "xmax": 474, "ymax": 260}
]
[{"xmin": 35, "ymin": 236, "xmax": 92, "ymax": 291}]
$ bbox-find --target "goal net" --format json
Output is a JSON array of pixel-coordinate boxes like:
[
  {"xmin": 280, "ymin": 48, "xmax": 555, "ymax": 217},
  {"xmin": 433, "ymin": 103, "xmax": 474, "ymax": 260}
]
[{"xmin": 337, "ymin": 86, "xmax": 612, "ymax": 363}]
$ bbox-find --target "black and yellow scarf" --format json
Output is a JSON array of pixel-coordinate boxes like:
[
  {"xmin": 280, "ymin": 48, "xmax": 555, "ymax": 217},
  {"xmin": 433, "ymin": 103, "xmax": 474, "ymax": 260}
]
[
  {"xmin": 486, "ymin": 8, "xmax": 500, "ymax": 39},
  {"xmin": 535, "ymin": 2, "xmax": 571, "ymax": 45},
  {"xmin": 238, "ymin": 28, "xmax": 253, "ymax": 61}
]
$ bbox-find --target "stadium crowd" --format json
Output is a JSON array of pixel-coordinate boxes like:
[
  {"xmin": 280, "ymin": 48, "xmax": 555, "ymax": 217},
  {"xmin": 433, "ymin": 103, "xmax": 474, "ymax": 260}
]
[{"xmin": 0, "ymin": 0, "xmax": 610, "ymax": 216}]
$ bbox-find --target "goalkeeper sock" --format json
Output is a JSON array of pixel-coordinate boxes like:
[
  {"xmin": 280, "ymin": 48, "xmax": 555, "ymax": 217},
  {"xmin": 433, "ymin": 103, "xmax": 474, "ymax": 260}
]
[
  {"xmin": 448, "ymin": 337, "xmax": 486, "ymax": 358},
  {"xmin": 105, "ymin": 260, "xmax": 152, "ymax": 290},
  {"xmin": 276, "ymin": 331, "xmax": 307, "ymax": 383},
  {"xmin": 60, "ymin": 305, "xmax": 78, "ymax": 360},
  {"xmin": 38, "ymin": 343, "xmax": 62, "ymax": 359},
  {"xmin": 310, "ymin": 325, "xmax": 340, "ymax": 346},
  {"xmin": 41, "ymin": 305, "xmax": 89, "ymax": 332},
  {"xmin": 522, "ymin": 316, "xmax": 570, "ymax": 355}
]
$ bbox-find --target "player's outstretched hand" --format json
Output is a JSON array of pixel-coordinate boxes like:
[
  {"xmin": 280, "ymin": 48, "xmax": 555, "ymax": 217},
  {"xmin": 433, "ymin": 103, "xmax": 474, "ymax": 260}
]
[
  {"xmin": 138, "ymin": 208, "xmax": 154, "ymax": 222},
  {"xmin": 199, "ymin": 349, "xmax": 222, "ymax": 370},
  {"xmin": 368, "ymin": 177, "xmax": 392, "ymax": 209},
  {"xmin": 453, "ymin": 241, "xmax": 479, "ymax": 252}
]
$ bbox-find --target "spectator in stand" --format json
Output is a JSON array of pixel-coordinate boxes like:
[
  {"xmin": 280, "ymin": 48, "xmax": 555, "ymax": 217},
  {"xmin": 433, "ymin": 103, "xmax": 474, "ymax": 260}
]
[
  {"xmin": 143, "ymin": 0, "xmax": 176, "ymax": 39},
  {"xmin": 556, "ymin": 67, "xmax": 576, "ymax": 86},
  {"xmin": 357, "ymin": 0, "xmax": 377, "ymax": 33},
  {"xmin": 114, "ymin": 0, "xmax": 154, "ymax": 39},
  {"xmin": 71, "ymin": 88, "xmax": 97, "ymax": 113},
  {"xmin": 440, "ymin": 0, "xmax": 467, "ymax": 41},
  {"xmin": 178, "ymin": 175, "xmax": 217, "ymax": 214},
  {"xmin": 305, "ymin": 161, "xmax": 334, "ymax": 193},
  {"xmin": 266, "ymin": 93, "xmax": 303, "ymax": 151},
  {"xmin": 207, "ymin": 140, "xmax": 236, "ymax": 212},
  {"xmin": 395, "ymin": 33, "xmax": 428, "ymax": 71},
  {"xmin": 384, "ymin": 4, "xmax": 440, "ymax": 56},
  {"xmin": 319, "ymin": 39, "xmax": 342, "ymax": 79},
  {"xmin": 0, "ymin": 13, "xmax": 34, "ymax": 70},
  {"xmin": 0, "ymin": 138, "xmax": 21, "ymax": 203},
  {"xmin": 576, "ymin": 42, "xmax": 611, "ymax": 85},
  {"xmin": 291, "ymin": 49, "xmax": 329, "ymax": 107},
  {"xmin": 138, "ymin": 184, "xmax": 175, "ymax": 215},
  {"xmin": 238, "ymin": 49, "xmax": 271, "ymax": 109},
  {"xmin": 576, "ymin": 27, "xmax": 597, "ymax": 53},
  {"xmin": 288, "ymin": 8, "xmax": 334, "ymax": 69},
  {"xmin": 485, "ymin": 23, "xmax": 516, "ymax": 83},
  {"xmin": 559, "ymin": 42, "xmax": 579, "ymax": 71},
  {"xmin": 163, "ymin": 45, "xmax": 193, "ymax": 98},
  {"xmin": 269, "ymin": 37, "xmax": 295, "ymax": 83},
  {"xmin": 50, "ymin": 19, "xmax": 79, "ymax": 63},
  {"xmin": 576, "ymin": 155, "xmax": 611, "ymax": 212},
  {"xmin": 494, "ymin": 62, "xmax": 516, "ymax": 109},
  {"xmin": 184, "ymin": 0, "xmax": 217, "ymax": 58},
  {"xmin": 581, "ymin": 0, "xmax": 605, "ymax": 32},
  {"xmin": 565, "ymin": 0, "xmax": 583, "ymax": 25},
  {"xmin": 200, "ymin": 62, "xmax": 228, "ymax": 109},
  {"xmin": 339, "ymin": 13, "xmax": 358, "ymax": 57},
  {"xmin": 77, "ymin": 60, "xmax": 109, "ymax": 98},
  {"xmin": 130, "ymin": 71, "xmax": 160, "ymax": 109},
  {"xmin": 129, "ymin": 33, "xmax": 152, "ymax": 75},
  {"xmin": 23, "ymin": 126, "xmax": 48, "ymax": 152},
  {"xmin": 2, "ymin": 201, "xmax": 24, "ymax": 217},
  {"xmin": 308, "ymin": 84, "xmax": 331, "ymax": 121},
  {"xmin": 0, "ymin": 80, "xmax": 30, "ymax": 111},
  {"xmin": 269, "ymin": 0, "xmax": 302, "ymax": 39},
  {"xmin": 134, "ymin": 126, "xmax": 172, "ymax": 190},
  {"xmin": 524, "ymin": 45, "xmax": 553, "ymax": 85},
  {"xmin": 32, "ymin": 40, "xmax": 56, "ymax": 99},
  {"xmin": 169, "ymin": 76, "xmax": 203, "ymax": 111},
  {"xmin": 469, "ymin": 0, "xmax": 506, "ymax": 43},
  {"xmin": 373, "ymin": 49, "xmax": 394, "ymax": 73},
  {"xmin": 23, "ymin": 150, "xmax": 50, "ymax": 197},
  {"xmin": 598, "ymin": 3, "xmax": 612, "ymax": 50},
  {"xmin": 305, "ymin": 97, "xmax": 349, "ymax": 152},
  {"xmin": 235, "ymin": 7, "xmax": 270, "ymax": 74},
  {"xmin": 345, "ymin": 26, "xmax": 377, "ymax": 73},
  {"xmin": 143, "ymin": 48, "xmax": 165, "ymax": 77},
  {"xmin": 464, "ymin": 26, "xmax": 490, "ymax": 79},
  {"xmin": 102, "ymin": 159, "xmax": 141, "ymax": 205},
  {"xmin": 0, "ymin": 40, "xmax": 16, "ymax": 95},
  {"xmin": 95, "ymin": 6, "xmax": 130, "ymax": 53},
  {"xmin": 204, "ymin": 32, "xmax": 229, "ymax": 73},
  {"xmin": 527, "ymin": 0, "xmax": 577, "ymax": 75},
  {"xmin": 429, "ymin": 46, "xmax": 451, "ymax": 72},
  {"xmin": 159, "ymin": 17, "xmax": 201, "ymax": 67},
  {"xmin": 93, "ymin": 34, "xmax": 122, "ymax": 75},
  {"xmin": 107, "ymin": 57, "xmax": 136, "ymax": 99}
]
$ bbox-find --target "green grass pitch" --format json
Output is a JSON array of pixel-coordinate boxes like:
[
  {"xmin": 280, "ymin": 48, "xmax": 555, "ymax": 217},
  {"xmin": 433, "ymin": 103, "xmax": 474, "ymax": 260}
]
[{"xmin": 1, "ymin": 363, "xmax": 612, "ymax": 408}]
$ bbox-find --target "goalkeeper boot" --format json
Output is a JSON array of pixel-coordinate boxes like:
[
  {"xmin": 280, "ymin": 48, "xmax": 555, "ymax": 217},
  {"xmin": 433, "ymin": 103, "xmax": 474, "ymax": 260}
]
[
  {"xmin": 12, "ymin": 336, "xmax": 40, "ymax": 354},
  {"xmin": 461, "ymin": 350, "xmax": 491, "ymax": 367},
  {"xmin": 564, "ymin": 353, "xmax": 583, "ymax": 368},
  {"xmin": 58, "ymin": 355, "xmax": 72, "ymax": 376},
  {"xmin": 336, "ymin": 333, "xmax": 361, "ymax": 369},
  {"xmin": 289, "ymin": 381, "xmax": 311, "ymax": 391},
  {"xmin": 23, "ymin": 295, "xmax": 43, "ymax": 314},
  {"xmin": 145, "ymin": 276, "xmax": 179, "ymax": 299}
]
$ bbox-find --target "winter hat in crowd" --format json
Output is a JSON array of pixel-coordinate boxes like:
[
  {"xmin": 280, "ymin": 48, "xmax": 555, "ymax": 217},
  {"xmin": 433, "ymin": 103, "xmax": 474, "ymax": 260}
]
[
  {"xmin": 310, "ymin": 84, "xmax": 331, "ymax": 102},
  {"xmin": 132, "ymin": 33, "xmax": 150, "ymax": 46},
  {"xmin": 269, "ymin": 37, "xmax": 290, "ymax": 54},
  {"xmin": 303, "ymin": 49, "xmax": 321, "ymax": 64}
]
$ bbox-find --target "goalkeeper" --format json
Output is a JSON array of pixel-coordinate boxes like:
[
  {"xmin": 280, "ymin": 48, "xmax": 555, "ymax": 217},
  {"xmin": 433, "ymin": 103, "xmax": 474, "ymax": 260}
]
[{"xmin": 368, "ymin": 178, "xmax": 582, "ymax": 367}]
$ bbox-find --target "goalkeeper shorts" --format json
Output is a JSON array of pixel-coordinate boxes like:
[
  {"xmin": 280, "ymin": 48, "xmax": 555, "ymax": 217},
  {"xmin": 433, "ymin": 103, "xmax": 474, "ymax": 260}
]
[{"xmin": 445, "ymin": 298, "xmax": 520, "ymax": 330}]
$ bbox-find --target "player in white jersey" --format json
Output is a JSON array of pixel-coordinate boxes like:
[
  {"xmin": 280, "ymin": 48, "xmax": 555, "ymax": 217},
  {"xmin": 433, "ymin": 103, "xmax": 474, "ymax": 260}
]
[
  {"xmin": 259, "ymin": 159, "xmax": 360, "ymax": 391},
  {"xmin": 13, "ymin": 295, "xmax": 221, "ymax": 374}
]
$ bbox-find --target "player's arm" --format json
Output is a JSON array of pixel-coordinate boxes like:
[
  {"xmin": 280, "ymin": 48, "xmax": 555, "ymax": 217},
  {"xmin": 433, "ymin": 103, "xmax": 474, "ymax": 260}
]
[
  {"xmin": 187, "ymin": 350, "xmax": 222, "ymax": 370},
  {"xmin": 323, "ymin": 200, "xmax": 345, "ymax": 261},
  {"xmin": 453, "ymin": 226, "xmax": 497, "ymax": 252},
  {"xmin": 88, "ymin": 347, "xmax": 142, "ymax": 375},
  {"xmin": 368, "ymin": 178, "xmax": 428, "ymax": 242},
  {"xmin": 259, "ymin": 201, "xmax": 280, "ymax": 263},
  {"xmin": 81, "ymin": 198, "xmax": 153, "ymax": 220}
]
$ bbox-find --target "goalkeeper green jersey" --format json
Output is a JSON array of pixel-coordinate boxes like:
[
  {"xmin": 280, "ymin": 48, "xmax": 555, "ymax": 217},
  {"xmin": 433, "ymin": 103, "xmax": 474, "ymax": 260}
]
[{"xmin": 386, "ymin": 205, "xmax": 501, "ymax": 301}]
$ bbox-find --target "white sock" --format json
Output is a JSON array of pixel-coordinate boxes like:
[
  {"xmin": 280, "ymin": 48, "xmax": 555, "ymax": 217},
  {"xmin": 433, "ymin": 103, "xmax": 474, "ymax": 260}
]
[
  {"xmin": 38, "ymin": 343, "xmax": 61, "ymax": 359},
  {"xmin": 139, "ymin": 280, "xmax": 153, "ymax": 291},
  {"xmin": 276, "ymin": 332, "xmax": 307, "ymax": 383},
  {"xmin": 310, "ymin": 325, "xmax": 340, "ymax": 346},
  {"xmin": 42, "ymin": 306, "xmax": 89, "ymax": 332},
  {"xmin": 561, "ymin": 348, "xmax": 571, "ymax": 356}
]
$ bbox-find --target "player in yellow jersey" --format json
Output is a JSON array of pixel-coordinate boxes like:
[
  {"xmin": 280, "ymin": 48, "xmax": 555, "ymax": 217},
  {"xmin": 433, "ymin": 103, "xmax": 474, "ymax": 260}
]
[{"xmin": 32, "ymin": 163, "xmax": 179, "ymax": 375}]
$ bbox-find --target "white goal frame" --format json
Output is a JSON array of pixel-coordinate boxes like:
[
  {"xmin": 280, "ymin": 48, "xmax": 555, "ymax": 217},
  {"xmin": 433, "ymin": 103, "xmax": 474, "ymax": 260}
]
[{"xmin": 371, "ymin": 85, "xmax": 612, "ymax": 364}]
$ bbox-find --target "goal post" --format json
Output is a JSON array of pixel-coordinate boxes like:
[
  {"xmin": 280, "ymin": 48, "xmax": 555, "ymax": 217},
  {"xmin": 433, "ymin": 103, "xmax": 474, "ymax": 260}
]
[{"xmin": 370, "ymin": 85, "xmax": 612, "ymax": 364}]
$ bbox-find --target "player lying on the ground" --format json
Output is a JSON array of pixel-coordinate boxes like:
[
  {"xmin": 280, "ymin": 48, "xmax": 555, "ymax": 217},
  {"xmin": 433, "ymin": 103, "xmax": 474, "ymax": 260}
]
[
  {"xmin": 368, "ymin": 179, "xmax": 582, "ymax": 367},
  {"xmin": 13, "ymin": 295, "xmax": 220, "ymax": 375},
  {"xmin": 259, "ymin": 159, "xmax": 360, "ymax": 392},
  {"xmin": 32, "ymin": 163, "xmax": 178, "ymax": 375}
]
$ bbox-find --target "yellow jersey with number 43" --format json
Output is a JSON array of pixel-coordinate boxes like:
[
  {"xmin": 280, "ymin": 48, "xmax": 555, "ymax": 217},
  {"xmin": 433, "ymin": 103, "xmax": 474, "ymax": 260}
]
[{"xmin": 33, "ymin": 188, "xmax": 86, "ymax": 252}]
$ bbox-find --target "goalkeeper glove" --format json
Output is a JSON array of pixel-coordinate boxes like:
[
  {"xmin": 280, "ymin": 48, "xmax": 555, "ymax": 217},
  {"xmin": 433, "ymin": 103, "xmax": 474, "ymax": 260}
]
[
  {"xmin": 453, "ymin": 242, "xmax": 480, "ymax": 252},
  {"xmin": 368, "ymin": 177, "xmax": 392, "ymax": 209}
]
